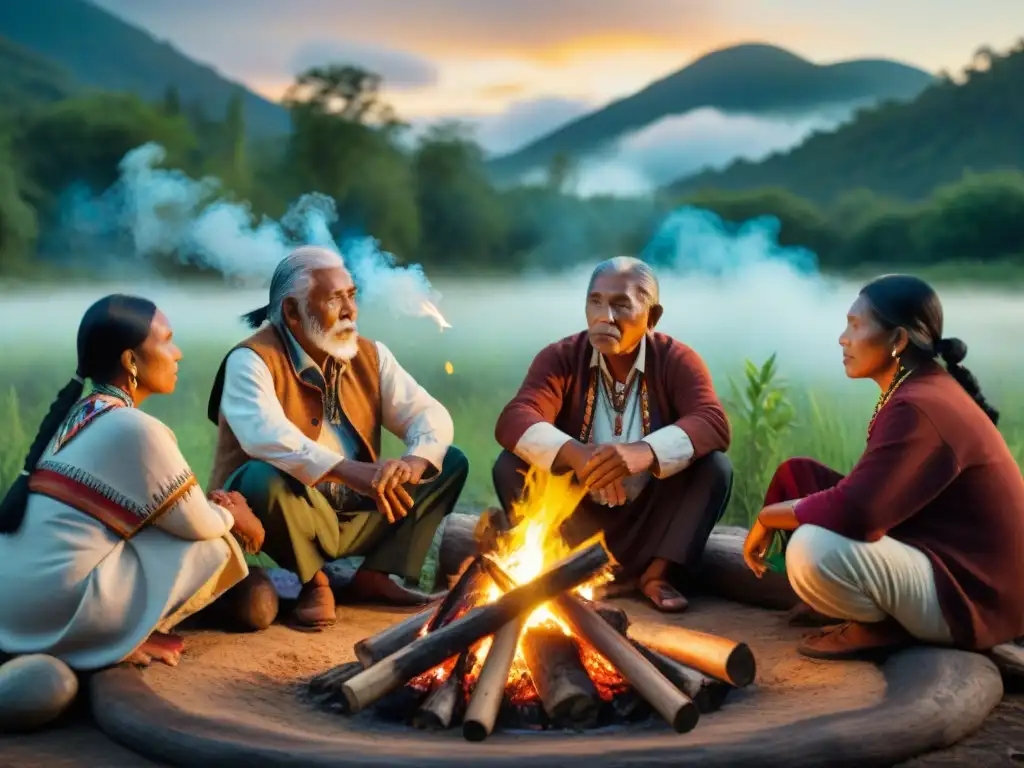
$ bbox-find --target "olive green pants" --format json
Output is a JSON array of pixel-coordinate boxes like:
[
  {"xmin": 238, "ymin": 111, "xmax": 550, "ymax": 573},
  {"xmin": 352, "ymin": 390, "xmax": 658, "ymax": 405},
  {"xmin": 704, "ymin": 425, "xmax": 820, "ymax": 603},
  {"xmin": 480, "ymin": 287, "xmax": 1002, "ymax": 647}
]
[{"xmin": 226, "ymin": 447, "xmax": 469, "ymax": 585}]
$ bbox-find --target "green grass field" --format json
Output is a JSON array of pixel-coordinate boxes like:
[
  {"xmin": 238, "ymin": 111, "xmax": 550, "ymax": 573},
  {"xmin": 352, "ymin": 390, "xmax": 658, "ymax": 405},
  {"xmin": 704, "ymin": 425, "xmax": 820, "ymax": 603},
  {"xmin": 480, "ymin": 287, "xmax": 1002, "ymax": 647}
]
[{"xmin": 2, "ymin": 328, "xmax": 1021, "ymax": 527}]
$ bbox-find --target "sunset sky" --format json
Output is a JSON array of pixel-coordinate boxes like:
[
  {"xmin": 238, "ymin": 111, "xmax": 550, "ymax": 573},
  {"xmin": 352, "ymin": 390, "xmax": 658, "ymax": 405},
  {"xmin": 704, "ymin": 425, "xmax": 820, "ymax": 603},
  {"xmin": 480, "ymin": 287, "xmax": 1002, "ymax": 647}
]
[{"xmin": 92, "ymin": 0, "xmax": 1024, "ymax": 151}]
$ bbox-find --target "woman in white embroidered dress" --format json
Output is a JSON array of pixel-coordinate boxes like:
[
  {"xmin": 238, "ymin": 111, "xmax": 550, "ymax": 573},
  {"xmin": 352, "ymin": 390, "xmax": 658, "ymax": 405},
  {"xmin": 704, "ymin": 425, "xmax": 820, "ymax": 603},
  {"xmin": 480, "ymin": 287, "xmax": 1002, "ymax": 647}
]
[{"xmin": 0, "ymin": 295, "xmax": 263, "ymax": 669}]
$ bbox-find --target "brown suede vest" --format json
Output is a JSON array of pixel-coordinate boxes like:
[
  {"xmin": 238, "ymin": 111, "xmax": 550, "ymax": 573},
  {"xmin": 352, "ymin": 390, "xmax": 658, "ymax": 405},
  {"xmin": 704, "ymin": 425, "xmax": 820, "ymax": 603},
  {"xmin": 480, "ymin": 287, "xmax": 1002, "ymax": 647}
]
[{"xmin": 206, "ymin": 325, "xmax": 382, "ymax": 490}]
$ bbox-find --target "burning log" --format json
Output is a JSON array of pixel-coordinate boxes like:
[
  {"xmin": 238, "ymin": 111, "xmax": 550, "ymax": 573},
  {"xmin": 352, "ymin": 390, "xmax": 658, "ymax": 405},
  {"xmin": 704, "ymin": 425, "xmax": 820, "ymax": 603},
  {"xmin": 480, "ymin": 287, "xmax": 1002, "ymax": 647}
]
[
  {"xmin": 354, "ymin": 609, "xmax": 435, "ymax": 669},
  {"xmin": 481, "ymin": 555, "xmax": 699, "ymax": 734},
  {"xmin": 413, "ymin": 650, "xmax": 470, "ymax": 730},
  {"xmin": 307, "ymin": 661, "xmax": 363, "ymax": 711},
  {"xmin": 627, "ymin": 621, "xmax": 756, "ymax": 688},
  {"xmin": 341, "ymin": 541, "xmax": 610, "ymax": 714},
  {"xmin": 555, "ymin": 596, "xmax": 700, "ymax": 733},
  {"xmin": 584, "ymin": 600, "xmax": 630, "ymax": 635},
  {"xmin": 463, "ymin": 618, "xmax": 523, "ymax": 742},
  {"xmin": 521, "ymin": 625, "xmax": 601, "ymax": 729},
  {"xmin": 353, "ymin": 557, "xmax": 483, "ymax": 667},
  {"xmin": 630, "ymin": 641, "xmax": 729, "ymax": 713}
]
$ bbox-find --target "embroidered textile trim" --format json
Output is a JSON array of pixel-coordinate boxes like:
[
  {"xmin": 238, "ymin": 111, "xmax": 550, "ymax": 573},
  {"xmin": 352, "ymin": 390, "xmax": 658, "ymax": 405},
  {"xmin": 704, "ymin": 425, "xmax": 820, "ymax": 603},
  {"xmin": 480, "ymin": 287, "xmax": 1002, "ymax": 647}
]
[
  {"xmin": 50, "ymin": 393, "xmax": 128, "ymax": 455},
  {"xmin": 580, "ymin": 367, "xmax": 598, "ymax": 443},
  {"xmin": 31, "ymin": 460, "xmax": 199, "ymax": 539}
]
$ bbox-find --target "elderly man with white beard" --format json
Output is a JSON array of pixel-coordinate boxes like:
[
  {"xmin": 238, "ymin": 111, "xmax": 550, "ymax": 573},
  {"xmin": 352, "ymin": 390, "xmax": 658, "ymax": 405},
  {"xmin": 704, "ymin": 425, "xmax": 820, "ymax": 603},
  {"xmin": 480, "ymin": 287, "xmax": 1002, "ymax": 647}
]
[{"xmin": 205, "ymin": 246, "xmax": 468, "ymax": 631}]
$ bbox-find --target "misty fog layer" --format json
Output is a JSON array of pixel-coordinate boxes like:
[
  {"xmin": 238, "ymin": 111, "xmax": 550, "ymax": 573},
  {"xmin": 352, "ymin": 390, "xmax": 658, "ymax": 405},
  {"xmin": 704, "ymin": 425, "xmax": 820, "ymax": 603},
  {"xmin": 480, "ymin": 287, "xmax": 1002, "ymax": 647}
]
[
  {"xmin": 530, "ymin": 103, "xmax": 863, "ymax": 197},
  {"xmin": 8, "ymin": 139, "xmax": 1021, "ymax": 403},
  {"xmin": 4, "ymin": 271, "xmax": 1021, "ymax": 396}
]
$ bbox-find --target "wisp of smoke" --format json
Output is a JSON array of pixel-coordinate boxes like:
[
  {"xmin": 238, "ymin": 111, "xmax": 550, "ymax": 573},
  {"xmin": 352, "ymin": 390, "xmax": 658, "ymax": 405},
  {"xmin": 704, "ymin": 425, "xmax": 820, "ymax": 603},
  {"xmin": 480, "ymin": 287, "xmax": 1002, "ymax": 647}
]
[
  {"xmin": 642, "ymin": 205, "xmax": 819, "ymax": 277},
  {"xmin": 65, "ymin": 142, "xmax": 442, "ymax": 319}
]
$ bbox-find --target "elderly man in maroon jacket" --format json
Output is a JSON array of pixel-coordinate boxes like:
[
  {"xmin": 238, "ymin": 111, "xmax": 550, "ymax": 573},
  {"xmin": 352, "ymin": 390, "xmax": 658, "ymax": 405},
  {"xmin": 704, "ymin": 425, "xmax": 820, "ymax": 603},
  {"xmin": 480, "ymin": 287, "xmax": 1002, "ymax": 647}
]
[{"xmin": 492, "ymin": 257, "xmax": 733, "ymax": 612}]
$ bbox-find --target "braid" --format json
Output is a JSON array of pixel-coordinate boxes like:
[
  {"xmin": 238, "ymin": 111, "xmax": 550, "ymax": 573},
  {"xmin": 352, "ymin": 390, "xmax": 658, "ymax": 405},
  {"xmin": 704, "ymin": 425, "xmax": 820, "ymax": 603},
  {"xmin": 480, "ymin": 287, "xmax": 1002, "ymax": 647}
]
[
  {"xmin": 937, "ymin": 338, "xmax": 999, "ymax": 425},
  {"xmin": 0, "ymin": 376, "xmax": 85, "ymax": 533}
]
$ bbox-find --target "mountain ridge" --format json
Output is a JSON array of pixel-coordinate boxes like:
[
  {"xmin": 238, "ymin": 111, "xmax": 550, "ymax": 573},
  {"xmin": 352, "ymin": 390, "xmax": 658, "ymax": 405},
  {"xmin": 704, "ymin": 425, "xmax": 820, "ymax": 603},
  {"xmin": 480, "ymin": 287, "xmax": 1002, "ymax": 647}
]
[
  {"xmin": 488, "ymin": 42, "xmax": 934, "ymax": 179},
  {"xmin": 0, "ymin": 0, "xmax": 290, "ymax": 136}
]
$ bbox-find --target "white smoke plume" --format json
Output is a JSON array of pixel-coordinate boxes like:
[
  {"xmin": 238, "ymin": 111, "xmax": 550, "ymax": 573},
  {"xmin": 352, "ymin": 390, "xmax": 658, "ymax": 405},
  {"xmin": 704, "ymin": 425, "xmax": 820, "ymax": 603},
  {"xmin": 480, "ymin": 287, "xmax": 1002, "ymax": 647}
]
[{"xmin": 65, "ymin": 142, "xmax": 443, "ymax": 320}]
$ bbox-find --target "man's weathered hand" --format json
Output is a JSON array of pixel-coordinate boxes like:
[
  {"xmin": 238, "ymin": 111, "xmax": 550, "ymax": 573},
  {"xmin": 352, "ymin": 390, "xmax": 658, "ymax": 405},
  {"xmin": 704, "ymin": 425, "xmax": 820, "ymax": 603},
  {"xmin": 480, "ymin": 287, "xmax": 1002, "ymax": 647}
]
[
  {"xmin": 589, "ymin": 477, "xmax": 628, "ymax": 507},
  {"xmin": 337, "ymin": 459, "xmax": 415, "ymax": 525},
  {"xmin": 579, "ymin": 442, "xmax": 656, "ymax": 491},
  {"xmin": 371, "ymin": 459, "xmax": 416, "ymax": 524},
  {"xmin": 209, "ymin": 489, "xmax": 265, "ymax": 555},
  {"xmin": 401, "ymin": 456, "xmax": 432, "ymax": 484}
]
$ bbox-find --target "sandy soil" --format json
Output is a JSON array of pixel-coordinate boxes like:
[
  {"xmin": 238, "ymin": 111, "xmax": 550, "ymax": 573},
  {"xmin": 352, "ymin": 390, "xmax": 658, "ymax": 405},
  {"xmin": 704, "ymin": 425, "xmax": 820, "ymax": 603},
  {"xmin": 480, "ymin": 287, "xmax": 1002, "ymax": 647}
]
[{"xmin": 2, "ymin": 598, "xmax": 1019, "ymax": 766}]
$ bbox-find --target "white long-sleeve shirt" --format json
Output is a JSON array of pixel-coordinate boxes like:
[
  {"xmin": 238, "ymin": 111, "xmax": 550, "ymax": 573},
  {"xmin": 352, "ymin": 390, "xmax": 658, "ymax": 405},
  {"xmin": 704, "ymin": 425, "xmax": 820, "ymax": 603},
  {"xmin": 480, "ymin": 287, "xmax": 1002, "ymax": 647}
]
[
  {"xmin": 511, "ymin": 337, "xmax": 694, "ymax": 505},
  {"xmin": 219, "ymin": 330, "xmax": 453, "ymax": 505}
]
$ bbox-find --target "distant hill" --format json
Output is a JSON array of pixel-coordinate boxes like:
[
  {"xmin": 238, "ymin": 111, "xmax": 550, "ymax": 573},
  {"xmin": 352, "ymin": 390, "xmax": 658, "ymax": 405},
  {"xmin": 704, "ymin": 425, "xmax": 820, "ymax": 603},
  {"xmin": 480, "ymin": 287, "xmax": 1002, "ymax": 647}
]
[
  {"xmin": 669, "ymin": 42, "xmax": 1024, "ymax": 202},
  {"xmin": 0, "ymin": 0, "xmax": 289, "ymax": 137},
  {"xmin": 0, "ymin": 34, "xmax": 75, "ymax": 114},
  {"xmin": 488, "ymin": 43, "xmax": 934, "ymax": 180}
]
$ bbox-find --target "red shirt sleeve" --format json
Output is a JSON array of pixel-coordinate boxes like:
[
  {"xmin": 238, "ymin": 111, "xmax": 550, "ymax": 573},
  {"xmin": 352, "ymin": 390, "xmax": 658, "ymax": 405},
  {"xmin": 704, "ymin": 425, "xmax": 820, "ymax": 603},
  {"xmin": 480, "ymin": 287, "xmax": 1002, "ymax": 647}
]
[
  {"xmin": 664, "ymin": 345, "xmax": 731, "ymax": 457},
  {"xmin": 795, "ymin": 400, "xmax": 960, "ymax": 541},
  {"xmin": 494, "ymin": 343, "xmax": 571, "ymax": 451}
]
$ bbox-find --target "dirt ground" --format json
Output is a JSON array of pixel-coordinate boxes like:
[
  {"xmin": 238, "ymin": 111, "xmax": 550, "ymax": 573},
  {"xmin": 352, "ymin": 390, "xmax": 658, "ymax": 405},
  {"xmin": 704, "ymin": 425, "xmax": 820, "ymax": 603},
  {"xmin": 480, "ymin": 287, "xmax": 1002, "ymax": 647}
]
[{"xmin": 1, "ymin": 598, "xmax": 1021, "ymax": 767}]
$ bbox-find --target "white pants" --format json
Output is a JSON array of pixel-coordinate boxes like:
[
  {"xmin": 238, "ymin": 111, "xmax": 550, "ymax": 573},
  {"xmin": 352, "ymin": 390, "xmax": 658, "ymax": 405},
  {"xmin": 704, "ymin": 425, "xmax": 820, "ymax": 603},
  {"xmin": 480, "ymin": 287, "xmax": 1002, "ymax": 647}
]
[{"xmin": 785, "ymin": 524, "xmax": 953, "ymax": 644}]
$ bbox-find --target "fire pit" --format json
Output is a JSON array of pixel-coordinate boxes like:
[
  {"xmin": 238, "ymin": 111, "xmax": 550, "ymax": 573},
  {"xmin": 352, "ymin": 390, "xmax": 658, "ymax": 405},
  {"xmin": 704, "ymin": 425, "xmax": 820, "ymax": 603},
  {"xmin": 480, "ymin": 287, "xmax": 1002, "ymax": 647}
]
[{"xmin": 302, "ymin": 473, "xmax": 755, "ymax": 739}]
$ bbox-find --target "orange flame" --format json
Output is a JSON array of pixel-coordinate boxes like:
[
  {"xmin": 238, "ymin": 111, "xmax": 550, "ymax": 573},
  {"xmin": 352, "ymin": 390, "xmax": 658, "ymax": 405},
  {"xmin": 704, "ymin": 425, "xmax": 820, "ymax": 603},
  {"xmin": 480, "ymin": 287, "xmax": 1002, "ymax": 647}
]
[
  {"xmin": 419, "ymin": 300, "xmax": 451, "ymax": 331},
  {"xmin": 464, "ymin": 469, "xmax": 620, "ymax": 700}
]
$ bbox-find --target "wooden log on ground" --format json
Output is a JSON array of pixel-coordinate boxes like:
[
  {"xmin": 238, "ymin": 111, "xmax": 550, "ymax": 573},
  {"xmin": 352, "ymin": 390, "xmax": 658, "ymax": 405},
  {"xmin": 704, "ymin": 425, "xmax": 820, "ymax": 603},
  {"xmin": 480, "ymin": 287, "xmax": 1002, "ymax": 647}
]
[
  {"xmin": 521, "ymin": 625, "xmax": 600, "ymax": 728},
  {"xmin": 438, "ymin": 513, "xmax": 484, "ymax": 582},
  {"xmin": 463, "ymin": 618, "xmax": 523, "ymax": 742},
  {"xmin": 630, "ymin": 640, "xmax": 729, "ymax": 713},
  {"xmin": 698, "ymin": 527, "xmax": 799, "ymax": 611},
  {"xmin": 627, "ymin": 621, "xmax": 756, "ymax": 688},
  {"xmin": 341, "ymin": 542, "xmax": 609, "ymax": 714},
  {"xmin": 353, "ymin": 557, "xmax": 483, "ymax": 667},
  {"xmin": 481, "ymin": 555, "xmax": 699, "ymax": 734},
  {"xmin": 989, "ymin": 642, "xmax": 1024, "ymax": 681},
  {"xmin": 412, "ymin": 651, "xmax": 470, "ymax": 730}
]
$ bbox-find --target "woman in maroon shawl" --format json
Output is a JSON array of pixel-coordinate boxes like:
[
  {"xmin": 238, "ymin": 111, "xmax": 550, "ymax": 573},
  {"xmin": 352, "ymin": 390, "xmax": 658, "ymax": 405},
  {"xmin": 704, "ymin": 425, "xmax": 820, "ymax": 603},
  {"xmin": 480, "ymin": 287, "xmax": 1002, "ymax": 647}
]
[{"xmin": 744, "ymin": 275, "xmax": 1024, "ymax": 658}]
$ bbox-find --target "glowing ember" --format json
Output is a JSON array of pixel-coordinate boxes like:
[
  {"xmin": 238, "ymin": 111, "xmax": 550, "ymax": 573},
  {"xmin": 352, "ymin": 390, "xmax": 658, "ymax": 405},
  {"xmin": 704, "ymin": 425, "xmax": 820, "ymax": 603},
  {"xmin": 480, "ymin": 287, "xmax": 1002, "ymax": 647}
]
[{"xmin": 419, "ymin": 300, "xmax": 452, "ymax": 331}]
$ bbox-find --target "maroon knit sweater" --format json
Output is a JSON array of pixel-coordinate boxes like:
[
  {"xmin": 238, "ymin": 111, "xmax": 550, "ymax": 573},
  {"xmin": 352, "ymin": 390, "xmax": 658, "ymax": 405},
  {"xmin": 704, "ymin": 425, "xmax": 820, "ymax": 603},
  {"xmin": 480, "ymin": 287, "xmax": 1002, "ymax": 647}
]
[{"xmin": 796, "ymin": 362, "xmax": 1024, "ymax": 650}]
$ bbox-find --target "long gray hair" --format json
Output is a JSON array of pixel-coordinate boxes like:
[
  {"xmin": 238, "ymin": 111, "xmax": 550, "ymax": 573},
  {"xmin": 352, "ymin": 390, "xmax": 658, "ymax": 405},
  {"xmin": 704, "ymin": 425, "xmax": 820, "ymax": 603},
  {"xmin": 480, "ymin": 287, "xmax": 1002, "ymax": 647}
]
[
  {"xmin": 242, "ymin": 246, "xmax": 346, "ymax": 329},
  {"xmin": 587, "ymin": 256, "xmax": 660, "ymax": 307}
]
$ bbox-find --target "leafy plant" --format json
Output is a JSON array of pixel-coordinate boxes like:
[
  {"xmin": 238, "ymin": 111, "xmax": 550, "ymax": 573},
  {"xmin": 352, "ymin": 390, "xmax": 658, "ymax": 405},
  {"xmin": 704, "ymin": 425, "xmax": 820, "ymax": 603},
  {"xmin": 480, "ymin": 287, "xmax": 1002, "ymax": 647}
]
[{"xmin": 725, "ymin": 354, "xmax": 797, "ymax": 525}]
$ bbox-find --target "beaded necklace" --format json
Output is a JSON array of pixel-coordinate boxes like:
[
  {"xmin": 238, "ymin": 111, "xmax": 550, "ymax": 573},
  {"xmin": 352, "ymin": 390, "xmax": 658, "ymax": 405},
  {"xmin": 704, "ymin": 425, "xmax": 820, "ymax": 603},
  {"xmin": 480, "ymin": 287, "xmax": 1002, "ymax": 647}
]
[{"xmin": 867, "ymin": 365, "xmax": 913, "ymax": 439}]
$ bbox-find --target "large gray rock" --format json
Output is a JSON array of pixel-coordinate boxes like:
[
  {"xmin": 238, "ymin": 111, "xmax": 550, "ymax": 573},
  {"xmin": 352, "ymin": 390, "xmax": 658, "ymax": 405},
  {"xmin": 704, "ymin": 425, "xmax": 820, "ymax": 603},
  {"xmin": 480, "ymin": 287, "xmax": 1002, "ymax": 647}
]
[{"xmin": 0, "ymin": 654, "xmax": 79, "ymax": 733}]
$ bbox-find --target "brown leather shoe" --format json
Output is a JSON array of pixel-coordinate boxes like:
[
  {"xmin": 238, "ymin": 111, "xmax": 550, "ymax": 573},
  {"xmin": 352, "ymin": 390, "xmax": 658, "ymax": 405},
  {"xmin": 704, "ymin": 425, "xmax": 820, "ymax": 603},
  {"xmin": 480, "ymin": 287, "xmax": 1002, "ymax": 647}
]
[{"xmin": 797, "ymin": 618, "xmax": 914, "ymax": 660}]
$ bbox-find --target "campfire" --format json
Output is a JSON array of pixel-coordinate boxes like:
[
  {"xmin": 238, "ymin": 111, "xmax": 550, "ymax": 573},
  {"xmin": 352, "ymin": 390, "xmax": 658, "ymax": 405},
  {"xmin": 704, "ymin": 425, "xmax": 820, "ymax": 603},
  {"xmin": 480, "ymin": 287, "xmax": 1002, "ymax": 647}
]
[{"xmin": 304, "ymin": 471, "xmax": 756, "ymax": 739}]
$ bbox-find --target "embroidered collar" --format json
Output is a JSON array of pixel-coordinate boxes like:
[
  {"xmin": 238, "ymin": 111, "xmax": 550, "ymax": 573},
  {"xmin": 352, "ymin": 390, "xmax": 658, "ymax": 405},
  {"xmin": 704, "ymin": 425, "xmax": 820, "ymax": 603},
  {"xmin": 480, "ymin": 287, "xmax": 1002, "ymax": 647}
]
[{"xmin": 50, "ymin": 386, "xmax": 132, "ymax": 455}]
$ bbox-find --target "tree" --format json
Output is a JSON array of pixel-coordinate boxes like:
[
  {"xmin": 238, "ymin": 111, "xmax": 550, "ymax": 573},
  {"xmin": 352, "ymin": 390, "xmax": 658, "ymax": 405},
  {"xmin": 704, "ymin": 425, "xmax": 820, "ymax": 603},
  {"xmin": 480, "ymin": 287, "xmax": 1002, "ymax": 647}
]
[
  {"xmin": 412, "ymin": 121, "xmax": 508, "ymax": 268},
  {"xmin": 162, "ymin": 85, "xmax": 181, "ymax": 117},
  {"xmin": 284, "ymin": 64, "xmax": 400, "ymax": 127},
  {"xmin": 222, "ymin": 89, "xmax": 248, "ymax": 193},
  {"xmin": 546, "ymin": 151, "xmax": 578, "ymax": 194},
  {"xmin": 284, "ymin": 65, "xmax": 419, "ymax": 256},
  {"xmin": 13, "ymin": 92, "xmax": 196, "ymax": 222}
]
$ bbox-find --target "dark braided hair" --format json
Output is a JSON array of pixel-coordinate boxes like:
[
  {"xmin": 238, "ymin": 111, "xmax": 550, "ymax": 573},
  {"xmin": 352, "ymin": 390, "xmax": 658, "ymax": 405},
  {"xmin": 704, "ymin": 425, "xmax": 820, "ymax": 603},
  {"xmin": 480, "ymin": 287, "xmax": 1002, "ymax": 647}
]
[
  {"xmin": 0, "ymin": 294, "xmax": 157, "ymax": 533},
  {"xmin": 860, "ymin": 275, "xmax": 999, "ymax": 425}
]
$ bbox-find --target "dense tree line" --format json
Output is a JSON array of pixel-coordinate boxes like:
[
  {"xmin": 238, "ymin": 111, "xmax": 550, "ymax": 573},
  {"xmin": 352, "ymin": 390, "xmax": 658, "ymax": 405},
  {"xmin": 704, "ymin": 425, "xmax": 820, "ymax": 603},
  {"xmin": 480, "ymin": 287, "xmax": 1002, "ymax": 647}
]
[{"xmin": 0, "ymin": 59, "xmax": 1022, "ymax": 279}]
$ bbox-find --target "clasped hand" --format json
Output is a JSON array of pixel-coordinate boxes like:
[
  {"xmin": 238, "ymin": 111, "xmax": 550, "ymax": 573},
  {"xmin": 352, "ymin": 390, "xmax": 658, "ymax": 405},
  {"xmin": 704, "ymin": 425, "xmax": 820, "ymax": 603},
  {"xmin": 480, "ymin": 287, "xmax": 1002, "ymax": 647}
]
[
  {"xmin": 336, "ymin": 456, "xmax": 430, "ymax": 524},
  {"xmin": 208, "ymin": 489, "xmax": 266, "ymax": 555},
  {"xmin": 565, "ymin": 441, "xmax": 655, "ymax": 506}
]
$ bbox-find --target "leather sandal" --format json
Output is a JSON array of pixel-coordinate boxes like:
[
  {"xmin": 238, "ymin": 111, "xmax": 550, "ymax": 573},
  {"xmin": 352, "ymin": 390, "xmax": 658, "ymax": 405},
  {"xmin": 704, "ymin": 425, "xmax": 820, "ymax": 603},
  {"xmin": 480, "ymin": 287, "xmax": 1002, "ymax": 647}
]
[{"xmin": 640, "ymin": 578, "xmax": 689, "ymax": 613}]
